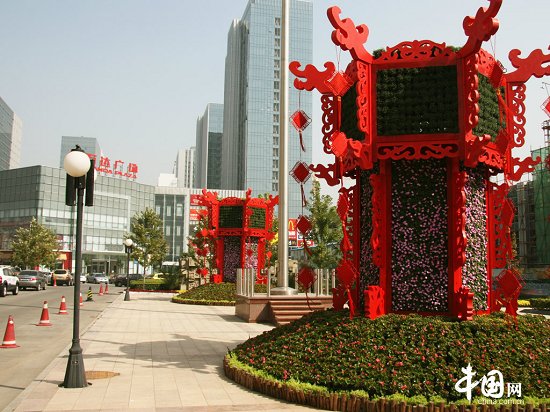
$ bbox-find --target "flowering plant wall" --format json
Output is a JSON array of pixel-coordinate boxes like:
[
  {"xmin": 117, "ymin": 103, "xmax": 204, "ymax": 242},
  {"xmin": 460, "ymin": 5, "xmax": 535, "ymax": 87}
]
[
  {"xmin": 223, "ymin": 236, "xmax": 241, "ymax": 283},
  {"xmin": 360, "ymin": 169, "xmax": 380, "ymax": 310},
  {"xmin": 462, "ymin": 165, "xmax": 489, "ymax": 310},
  {"xmin": 244, "ymin": 237, "xmax": 259, "ymax": 270},
  {"xmin": 391, "ymin": 159, "xmax": 449, "ymax": 312}
]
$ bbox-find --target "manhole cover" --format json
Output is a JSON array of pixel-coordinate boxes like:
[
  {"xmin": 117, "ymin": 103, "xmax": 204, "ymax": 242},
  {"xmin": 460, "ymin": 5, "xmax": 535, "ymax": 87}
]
[{"xmin": 85, "ymin": 371, "xmax": 120, "ymax": 380}]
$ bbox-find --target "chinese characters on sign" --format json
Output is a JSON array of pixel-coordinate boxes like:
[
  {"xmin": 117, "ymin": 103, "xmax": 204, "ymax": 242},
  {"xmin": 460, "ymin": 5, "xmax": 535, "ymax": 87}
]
[
  {"xmin": 87, "ymin": 154, "xmax": 139, "ymax": 179},
  {"xmin": 455, "ymin": 364, "xmax": 522, "ymax": 402}
]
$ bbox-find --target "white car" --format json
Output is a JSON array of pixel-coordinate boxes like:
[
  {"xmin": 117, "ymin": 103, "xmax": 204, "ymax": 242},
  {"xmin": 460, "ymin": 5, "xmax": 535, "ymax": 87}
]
[
  {"xmin": 80, "ymin": 274, "xmax": 86, "ymax": 283},
  {"xmin": 86, "ymin": 273, "xmax": 109, "ymax": 284},
  {"xmin": 0, "ymin": 265, "xmax": 20, "ymax": 296}
]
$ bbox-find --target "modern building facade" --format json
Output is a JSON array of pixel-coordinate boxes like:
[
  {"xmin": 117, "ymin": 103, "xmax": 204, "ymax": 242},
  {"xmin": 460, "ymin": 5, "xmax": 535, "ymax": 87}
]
[
  {"xmin": 0, "ymin": 164, "xmax": 247, "ymax": 271},
  {"xmin": 175, "ymin": 147, "xmax": 195, "ymax": 188},
  {"xmin": 221, "ymin": 0, "xmax": 313, "ymax": 219},
  {"xmin": 195, "ymin": 103, "xmax": 224, "ymax": 189},
  {"xmin": 59, "ymin": 136, "xmax": 101, "ymax": 168},
  {"xmin": 0, "ymin": 96, "xmax": 22, "ymax": 171},
  {"xmin": 0, "ymin": 165, "xmax": 154, "ymax": 272}
]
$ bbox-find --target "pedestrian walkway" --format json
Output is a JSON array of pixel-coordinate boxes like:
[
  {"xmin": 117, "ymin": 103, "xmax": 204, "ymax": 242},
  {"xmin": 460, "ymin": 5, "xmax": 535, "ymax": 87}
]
[{"xmin": 8, "ymin": 292, "xmax": 319, "ymax": 411}]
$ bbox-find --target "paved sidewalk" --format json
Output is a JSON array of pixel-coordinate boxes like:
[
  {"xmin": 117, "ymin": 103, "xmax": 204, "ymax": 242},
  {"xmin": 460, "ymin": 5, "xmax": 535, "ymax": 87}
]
[{"xmin": 7, "ymin": 292, "xmax": 319, "ymax": 412}]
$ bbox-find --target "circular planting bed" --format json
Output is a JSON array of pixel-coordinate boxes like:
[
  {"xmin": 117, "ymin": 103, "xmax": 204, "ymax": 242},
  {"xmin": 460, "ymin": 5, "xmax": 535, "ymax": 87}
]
[{"xmin": 225, "ymin": 310, "xmax": 549, "ymax": 410}]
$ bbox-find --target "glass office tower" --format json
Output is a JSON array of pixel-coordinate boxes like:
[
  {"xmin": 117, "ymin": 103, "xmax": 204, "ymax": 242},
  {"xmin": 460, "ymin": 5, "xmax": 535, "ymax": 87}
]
[
  {"xmin": 0, "ymin": 97, "xmax": 22, "ymax": 171},
  {"xmin": 221, "ymin": 0, "xmax": 313, "ymax": 219},
  {"xmin": 195, "ymin": 104, "xmax": 224, "ymax": 189}
]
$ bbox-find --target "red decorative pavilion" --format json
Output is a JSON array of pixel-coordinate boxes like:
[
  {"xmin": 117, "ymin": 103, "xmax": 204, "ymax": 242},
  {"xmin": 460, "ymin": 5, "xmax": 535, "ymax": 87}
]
[
  {"xmin": 290, "ymin": 0, "xmax": 550, "ymax": 319},
  {"xmin": 197, "ymin": 189, "xmax": 278, "ymax": 284}
]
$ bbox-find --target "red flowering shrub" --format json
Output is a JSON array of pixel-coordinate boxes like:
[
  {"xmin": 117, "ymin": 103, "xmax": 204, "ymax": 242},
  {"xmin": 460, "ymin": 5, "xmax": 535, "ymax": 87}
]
[{"xmin": 231, "ymin": 310, "xmax": 549, "ymax": 401}]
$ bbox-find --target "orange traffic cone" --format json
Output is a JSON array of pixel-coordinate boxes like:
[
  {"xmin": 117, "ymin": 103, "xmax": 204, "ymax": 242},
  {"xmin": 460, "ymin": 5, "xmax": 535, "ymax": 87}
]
[
  {"xmin": 79, "ymin": 292, "xmax": 83, "ymax": 306},
  {"xmin": 98, "ymin": 283, "xmax": 104, "ymax": 296},
  {"xmin": 104, "ymin": 283, "xmax": 109, "ymax": 294},
  {"xmin": 36, "ymin": 301, "xmax": 52, "ymax": 326},
  {"xmin": 0, "ymin": 315, "xmax": 19, "ymax": 348},
  {"xmin": 58, "ymin": 296, "xmax": 69, "ymax": 315}
]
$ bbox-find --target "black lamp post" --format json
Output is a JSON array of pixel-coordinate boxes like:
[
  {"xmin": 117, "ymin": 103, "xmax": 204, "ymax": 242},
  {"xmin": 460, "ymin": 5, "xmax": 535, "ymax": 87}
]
[
  {"xmin": 62, "ymin": 145, "xmax": 94, "ymax": 388},
  {"xmin": 124, "ymin": 238, "xmax": 133, "ymax": 301}
]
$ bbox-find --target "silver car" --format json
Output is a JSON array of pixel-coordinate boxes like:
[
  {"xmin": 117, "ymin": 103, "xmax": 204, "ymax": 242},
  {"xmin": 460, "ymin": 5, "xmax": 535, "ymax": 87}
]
[
  {"xmin": 18, "ymin": 270, "xmax": 47, "ymax": 291},
  {"xmin": 86, "ymin": 273, "xmax": 109, "ymax": 284}
]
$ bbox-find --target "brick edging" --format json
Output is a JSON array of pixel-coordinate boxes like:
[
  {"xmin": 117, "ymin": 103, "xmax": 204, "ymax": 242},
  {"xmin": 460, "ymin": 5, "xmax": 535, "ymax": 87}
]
[{"xmin": 223, "ymin": 356, "xmax": 548, "ymax": 412}]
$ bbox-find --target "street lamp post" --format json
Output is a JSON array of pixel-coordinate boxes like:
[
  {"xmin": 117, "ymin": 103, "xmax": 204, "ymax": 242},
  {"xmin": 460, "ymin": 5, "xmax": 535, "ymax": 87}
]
[
  {"xmin": 124, "ymin": 238, "xmax": 133, "ymax": 301},
  {"xmin": 62, "ymin": 145, "xmax": 94, "ymax": 388}
]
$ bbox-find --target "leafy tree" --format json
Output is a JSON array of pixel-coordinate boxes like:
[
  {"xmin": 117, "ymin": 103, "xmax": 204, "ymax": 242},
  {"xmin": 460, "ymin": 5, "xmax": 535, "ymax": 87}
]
[
  {"xmin": 304, "ymin": 180, "xmax": 343, "ymax": 269},
  {"xmin": 183, "ymin": 212, "xmax": 215, "ymax": 282},
  {"xmin": 127, "ymin": 208, "xmax": 167, "ymax": 275},
  {"xmin": 11, "ymin": 218, "xmax": 59, "ymax": 269}
]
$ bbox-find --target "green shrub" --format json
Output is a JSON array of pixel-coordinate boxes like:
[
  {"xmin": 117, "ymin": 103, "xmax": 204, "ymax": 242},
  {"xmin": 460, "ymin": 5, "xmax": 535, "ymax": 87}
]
[
  {"xmin": 130, "ymin": 278, "xmax": 172, "ymax": 290},
  {"xmin": 231, "ymin": 310, "xmax": 549, "ymax": 401},
  {"xmin": 530, "ymin": 298, "xmax": 550, "ymax": 310},
  {"xmin": 171, "ymin": 282, "xmax": 268, "ymax": 305}
]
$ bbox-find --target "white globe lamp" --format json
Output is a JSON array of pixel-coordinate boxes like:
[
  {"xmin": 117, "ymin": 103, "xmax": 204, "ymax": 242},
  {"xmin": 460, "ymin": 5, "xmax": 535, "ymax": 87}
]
[{"xmin": 64, "ymin": 150, "xmax": 91, "ymax": 177}]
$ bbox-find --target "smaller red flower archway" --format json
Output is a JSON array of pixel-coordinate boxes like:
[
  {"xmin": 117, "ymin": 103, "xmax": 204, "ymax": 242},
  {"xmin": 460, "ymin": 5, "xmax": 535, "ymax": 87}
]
[{"xmin": 197, "ymin": 189, "xmax": 278, "ymax": 284}]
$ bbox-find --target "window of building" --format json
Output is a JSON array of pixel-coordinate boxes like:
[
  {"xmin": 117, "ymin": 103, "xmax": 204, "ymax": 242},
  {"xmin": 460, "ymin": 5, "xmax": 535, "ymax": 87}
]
[
  {"xmin": 273, "ymin": 102, "xmax": 279, "ymax": 112},
  {"xmin": 272, "ymin": 182, "xmax": 278, "ymax": 191},
  {"xmin": 273, "ymin": 114, "xmax": 279, "ymax": 123},
  {"xmin": 274, "ymin": 80, "xmax": 279, "ymax": 89},
  {"xmin": 275, "ymin": 27, "xmax": 280, "ymax": 36},
  {"xmin": 273, "ymin": 148, "xmax": 279, "ymax": 157},
  {"xmin": 275, "ymin": 17, "xmax": 281, "ymax": 27},
  {"xmin": 274, "ymin": 91, "xmax": 279, "ymax": 101},
  {"xmin": 272, "ymin": 171, "xmax": 278, "ymax": 180},
  {"xmin": 273, "ymin": 135, "xmax": 279, "ymax": 145},
  {"xmin": 273, "ymin": 125, "xmax": 279, "ymax": 134},
  {"xmin": 166, "ymin": 205, "xmax": 172, "ymax": 217},
  {"xmin": 273, "ymin": 159, "xmax": 278, "ymax": 168},
  {"xmin": 166, "ymin": 226, "xmax": 171, "ymax": 236},
  {"xmin": 176, "ymin": 226, "xmax": 181, "ymax": 236},
  {"xmin": 176, "ymin": 204, "xmax": 183, "ymax": 216}
]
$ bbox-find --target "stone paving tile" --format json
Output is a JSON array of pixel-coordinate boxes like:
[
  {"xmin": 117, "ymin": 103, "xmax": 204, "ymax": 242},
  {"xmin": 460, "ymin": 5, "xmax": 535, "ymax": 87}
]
[{"xmin": 10, "ymin": 292, "xmax": 322, "ymax": 411}]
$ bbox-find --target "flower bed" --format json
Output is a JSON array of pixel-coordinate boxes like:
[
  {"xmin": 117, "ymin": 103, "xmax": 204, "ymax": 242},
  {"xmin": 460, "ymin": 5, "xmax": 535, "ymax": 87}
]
[
  {"xmin": 171, "ymin": 282, "xmax": 267, "ymax": 305},
  {"xmin": 228, "ymin": 310, "xmax": 549, "ymax": 403}
]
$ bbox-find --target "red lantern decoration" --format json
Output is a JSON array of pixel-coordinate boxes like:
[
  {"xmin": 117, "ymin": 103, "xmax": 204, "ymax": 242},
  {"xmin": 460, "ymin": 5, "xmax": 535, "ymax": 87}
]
[
  {"xmin": 290, "ymin": 109, "xmax": 312, "ymax": 152},
  {"xmin": 542, "ymin": 96, "xmax": 550, "ymax": 117},
  {"xmin": 290, "ymin": 161, "xmax": 312, "ymax": 207},
  {"xmin": 297, "ymin": 266, "xmax": 317, "ymax": 309}
]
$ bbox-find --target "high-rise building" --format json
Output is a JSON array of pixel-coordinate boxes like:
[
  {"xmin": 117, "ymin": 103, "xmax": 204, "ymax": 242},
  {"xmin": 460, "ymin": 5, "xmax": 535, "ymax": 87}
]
[
  {"xmin": 195, "ymin": 103, "xmax": 223, "ymax": 189},
  {"xmin": 0, "ymin": 97, "xmax": 22, "ymax": 171},
  {"xmin": 221, "ymin": 0, "xmax": 313, "ymax": 218},
  {"xmin": 175, "ymin": 147, "xmax": 195, "ymax": 188},
  {"xmin": 59, "ymin": 136, "xmax": 101, "ymax": 167}
]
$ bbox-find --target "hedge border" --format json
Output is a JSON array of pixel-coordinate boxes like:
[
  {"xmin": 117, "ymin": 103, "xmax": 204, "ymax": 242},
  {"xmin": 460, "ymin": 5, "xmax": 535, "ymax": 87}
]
[
  {"xmin": 171, "ymin": 296, "xmax": 235, "ymax": 306},
  {"xmin": 224, "ymin": 355, "xmax": 548, "ymax": 412}
]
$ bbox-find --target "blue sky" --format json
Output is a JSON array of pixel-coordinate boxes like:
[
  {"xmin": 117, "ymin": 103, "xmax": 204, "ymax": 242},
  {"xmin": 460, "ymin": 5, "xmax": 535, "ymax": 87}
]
[{"xmin": 1, "ymin": 0, "xmax": 548, "ymax": 188}]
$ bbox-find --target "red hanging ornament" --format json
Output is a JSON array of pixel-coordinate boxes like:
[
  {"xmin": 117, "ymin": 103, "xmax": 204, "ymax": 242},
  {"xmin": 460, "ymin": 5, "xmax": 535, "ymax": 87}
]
[
  {"xmin": 542, "ymin": 96, "xmax": 550, "ymax": 117},
  {"xmin": 290, "ymin": 109, "xmax": 311, "ymax": 152},
  {"xmin": 324, "ymin": 70, "xmax": 353, "ymax": 97},
  {"xmin": 336, "ymin": 260, "xmax": 358, "ymax": 319},
  {"xmin": 545, "ymin": 154, "xmax": 550, "ymax": 172},
  {"xmin": 297, "ymin": 266, "xmax": 317, "ymax": 310},
  {"xmin": 290, "ymin": 161, "xmax": 312, "ymax": 207}
]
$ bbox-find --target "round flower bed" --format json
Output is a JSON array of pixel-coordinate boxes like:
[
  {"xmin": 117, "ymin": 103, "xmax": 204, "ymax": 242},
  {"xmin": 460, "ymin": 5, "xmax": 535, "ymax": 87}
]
[{"xmin": 226, "ymin": 310, "xmax": 549, "ymax": 409}]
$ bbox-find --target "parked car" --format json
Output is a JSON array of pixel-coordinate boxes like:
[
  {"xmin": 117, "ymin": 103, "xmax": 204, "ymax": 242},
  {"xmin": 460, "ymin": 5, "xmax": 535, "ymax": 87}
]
[
  {"xmin": 18, "ymin": 270, "xmax": 47, "ymax": 291},
  {"xmin": 115, "ymin": 273, "xmax": 143, "ymax": 287},
  {"xmin": 79, "ymin": 274, "xmax": 86, "ymax": 283},
  {"xmin": 52, "ymin": 269, "xmax": 73, "ymax": 286},
  {"xmin": 86, "ymin": 273, "xmax": 109, "ymax": 284},
  {"xmin": 0, "ymin": 265, "xmax": 20, "ymax": 296}
]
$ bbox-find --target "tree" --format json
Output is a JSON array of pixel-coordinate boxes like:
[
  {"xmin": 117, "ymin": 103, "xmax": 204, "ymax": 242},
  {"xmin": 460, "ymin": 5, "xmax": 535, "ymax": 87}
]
[
  {"xmin": 304, "ymin": 180, "xmax": 343, "ymax": 269},
  {"xmin": 127, "ymin": 208, "xmax": 167, "ymax": 275},
  {"xmin": 11, "ymin": 218, "xmax": 59, "ymax": 269}
]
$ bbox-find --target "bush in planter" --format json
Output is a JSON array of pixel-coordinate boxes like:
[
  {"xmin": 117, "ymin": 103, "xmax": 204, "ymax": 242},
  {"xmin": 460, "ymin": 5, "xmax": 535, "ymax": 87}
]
[
  {"xmin": 129, "ymin": 278, "xmax": 170, "ymax": 290},
  {"xmin": 230, "ymin": 310, "xmax": 549, "ymax": 401},
  {"xmin": 172, "ymin": 282, "xmax": 268, "ymax": 305}
]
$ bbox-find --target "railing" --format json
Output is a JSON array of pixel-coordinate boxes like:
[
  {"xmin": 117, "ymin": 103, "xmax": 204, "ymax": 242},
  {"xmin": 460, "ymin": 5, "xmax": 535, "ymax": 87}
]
[{"xmin": 236, "ymin": 268, "xmax": 335, "ymax": 298}]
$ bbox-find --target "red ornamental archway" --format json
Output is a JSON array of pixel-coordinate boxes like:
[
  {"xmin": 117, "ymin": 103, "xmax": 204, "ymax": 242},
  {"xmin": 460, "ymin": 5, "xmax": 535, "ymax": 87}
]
[
  {"xmin": 290, "ymin": 0, "xmax": 549, "ymax": 320},
  {"xmin": 197, "ymin": 189, "xmax": 278, "ymax": 284}
]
